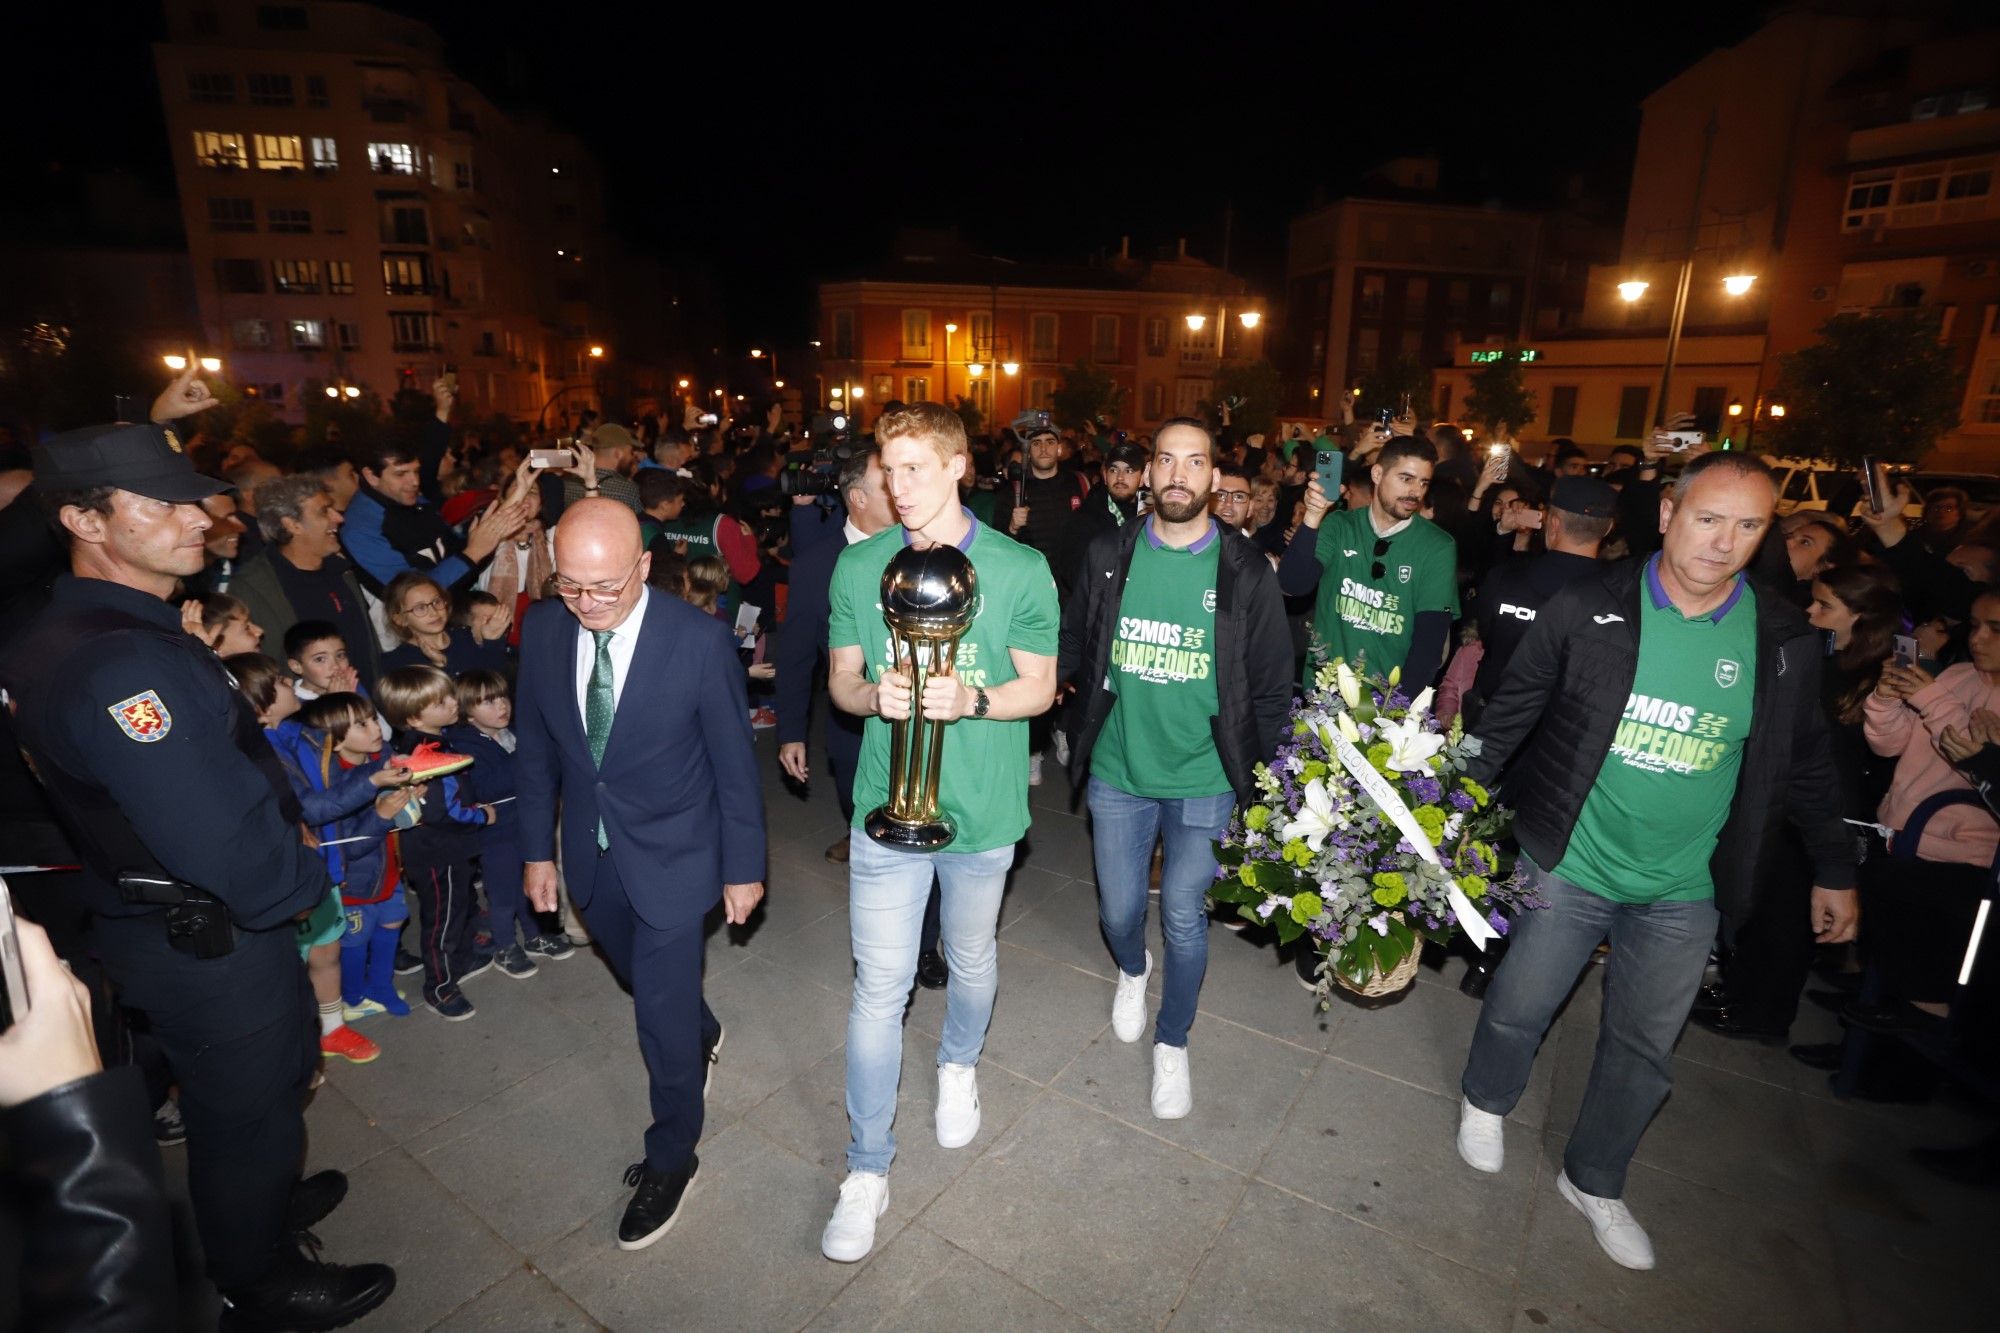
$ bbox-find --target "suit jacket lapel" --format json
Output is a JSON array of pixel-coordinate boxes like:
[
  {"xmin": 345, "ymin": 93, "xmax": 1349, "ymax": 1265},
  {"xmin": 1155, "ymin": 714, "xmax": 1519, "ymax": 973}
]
[
  {"xmin": 554, "ymin": 612, "xmax": 591, "ymax": 755},
  {"xmin": 598, "ymin": 595, "xmax": 673, "ymax": 771}
]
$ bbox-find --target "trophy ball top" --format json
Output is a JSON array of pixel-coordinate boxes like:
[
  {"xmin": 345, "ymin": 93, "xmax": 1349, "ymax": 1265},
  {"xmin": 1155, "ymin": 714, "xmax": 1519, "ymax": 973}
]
[{"xmin": 880, "ymin": 543, "xmax": 978, "ymax": 632}]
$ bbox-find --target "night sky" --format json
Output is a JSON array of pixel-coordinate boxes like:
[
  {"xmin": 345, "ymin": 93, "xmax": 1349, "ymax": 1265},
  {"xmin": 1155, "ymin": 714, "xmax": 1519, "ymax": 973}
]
[{"xmin": 15, "ymin": 0, "xmax": 1783, "ymax": 344}]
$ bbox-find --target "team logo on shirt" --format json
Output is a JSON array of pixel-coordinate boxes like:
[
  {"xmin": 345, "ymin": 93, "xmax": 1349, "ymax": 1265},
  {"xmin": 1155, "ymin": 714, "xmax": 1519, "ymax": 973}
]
[
  {"xmin": 1398, "ymin": 565, "xmax": 1412, "ymax": 584},
  {"xmin": 1202, "ymin": 589, "xmax": 1217, "ymax": 612},
  {"xmin": 108, "ymin": 689, "xmax": 172, "ymax": 742},
  {"xmin": 1715, "ymin": 659, "xmax": 1740, "ymax": 688}
]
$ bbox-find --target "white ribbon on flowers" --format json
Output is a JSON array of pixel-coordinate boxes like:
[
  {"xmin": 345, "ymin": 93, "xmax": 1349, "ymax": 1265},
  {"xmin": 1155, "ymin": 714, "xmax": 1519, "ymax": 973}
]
[{"xmin": 1327, "ymin": 724, "xmax": 1499, "ymax": 951}]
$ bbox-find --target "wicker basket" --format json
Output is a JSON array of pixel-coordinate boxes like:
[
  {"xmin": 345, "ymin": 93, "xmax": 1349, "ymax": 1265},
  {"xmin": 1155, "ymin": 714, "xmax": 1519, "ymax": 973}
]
[{"xmin": 1334, "ymin": 919, "xmax": 1424, "ymax": 998}]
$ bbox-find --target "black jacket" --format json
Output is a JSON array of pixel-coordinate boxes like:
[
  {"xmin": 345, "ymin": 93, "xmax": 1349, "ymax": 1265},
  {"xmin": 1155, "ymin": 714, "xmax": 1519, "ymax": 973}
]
[
  {"xmin": 1059, "ymin": 520, "xmax": 1293, "ymax": 808},
  {"xmin": 2, "ymin": 1066, "xmax": 175, "ymax": 1331},
  {"xmin": 1468, "ymin": 558, "xmax": 1856, "ymax": 922},
  {"xmin": 773, "ymin": 526, "xmax": 864, "ymax": 751}
]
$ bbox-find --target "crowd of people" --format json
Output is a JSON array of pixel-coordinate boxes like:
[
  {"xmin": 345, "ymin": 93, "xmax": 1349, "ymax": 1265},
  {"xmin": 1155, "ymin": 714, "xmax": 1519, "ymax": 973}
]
[{"xmin": 0, "ymin": 363, "xmax": 1994, "ymax": 1329}]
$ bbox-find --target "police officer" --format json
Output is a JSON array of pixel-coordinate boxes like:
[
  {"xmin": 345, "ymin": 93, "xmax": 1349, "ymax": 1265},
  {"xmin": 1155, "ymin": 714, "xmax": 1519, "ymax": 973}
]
[
  {"xmin": 0, "ymin": 417, "xmax": 396, "ymax": 1329},
  {"xmin": 1465, "ymin": 476, "xmax": 1616, "ymax": 728}
]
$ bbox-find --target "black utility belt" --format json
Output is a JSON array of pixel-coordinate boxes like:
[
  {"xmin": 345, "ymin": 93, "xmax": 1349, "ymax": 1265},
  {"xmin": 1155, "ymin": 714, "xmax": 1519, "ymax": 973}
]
[{"xmin": 115, "ymin": 870, "xmax": 241, "ymax": 959}]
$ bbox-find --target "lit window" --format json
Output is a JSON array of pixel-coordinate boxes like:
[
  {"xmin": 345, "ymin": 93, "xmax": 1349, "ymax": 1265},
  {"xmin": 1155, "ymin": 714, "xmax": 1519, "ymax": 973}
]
[
  {"xmin": 253, "ymin": 134, "xmax": 304, "ymax": 171},
  {"xmin": 288, "ymin": 319, "xmax": 325, "ymax": 350},
  {"xmin": 192, "ymin": 131, "xmax": 248, "ymax": 169},
  {"xmin": 327, "ymin": 261, "xmax": 353, "ymax": 295},
  {"xmin": 232, "ymin": 319, "xmax": 272, "ymax": 348},
  {"xmin": 1029, "ymin": 313, "xmax": 1058, "ymax": 360},
  {"xmin": 309, "ymin": 137, "xmax": 338, "ymax": 171},
  {"xmin": 389, "ymin": 311, "xmax": 437, "ymax": 351},
  {"xmin": 900, "ymin": 309, "xmax": 931, "ymax": 357},
  {"xmin": 272, "ymin": 259, "xmax": 321, "ymax": 293},
  {"xmin": 904, "ymin": 376, "xmax": 931, "ymax": 401},
  {"xmin": 381, "ymin": 253, "xmax": 433, "ymax": 295},
  {"xmin": 1145, "ymin": 317, "xmax": 1167, "ymax": 356},
  {"xmin": 368, "ymin": 142, "xmax": 419, "ymax": 175}
]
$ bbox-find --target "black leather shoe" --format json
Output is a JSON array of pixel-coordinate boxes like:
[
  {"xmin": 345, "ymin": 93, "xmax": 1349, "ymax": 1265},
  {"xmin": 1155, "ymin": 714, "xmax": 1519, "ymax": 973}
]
[
  {"xmin": 1690, "ymin": 1005, "xmax": 1788, "ymax": 1041},
  {"xmin": 916, "ymin": 950, "xmax": 948, "ymax": 990},
  {"xmin": 284, "ymin": 1170, "xmax": 349, "ymax": 1233},
  {"xmin": 1694, "ymin": 982, "xmax": 1728, "ymax": 1010},
  {"xmin": 1789, "ymin": 1042, "xmax": 1844, "ymax": 1071},
  {"xmin": 1843, "ymin": 999, "xmax": 1950, "ymax": 1037},
  {"xmin": 618, "ymin": 1157, "xmax": 698, "ymax": 1251},
  {"xmin": 219, "ymin": 1241, "xmax": 395, "ymax": 1332}
]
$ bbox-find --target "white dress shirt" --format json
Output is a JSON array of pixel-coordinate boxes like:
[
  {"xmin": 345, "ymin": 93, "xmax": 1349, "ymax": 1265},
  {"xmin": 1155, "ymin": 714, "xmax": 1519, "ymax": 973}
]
[
  {"xmin": 842, "ymin": 518, "xmax": 868, "ymax": 545},
  {"xmin": 572, "ymin": 586, "xmax": 649, "ymax": 721}
]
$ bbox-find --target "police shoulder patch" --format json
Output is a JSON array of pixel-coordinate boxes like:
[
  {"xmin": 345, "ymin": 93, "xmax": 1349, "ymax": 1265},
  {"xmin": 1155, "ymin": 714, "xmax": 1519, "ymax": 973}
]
[{"xmin": 108, "ymin": 689, "xmax": 173, "ymax": 742}]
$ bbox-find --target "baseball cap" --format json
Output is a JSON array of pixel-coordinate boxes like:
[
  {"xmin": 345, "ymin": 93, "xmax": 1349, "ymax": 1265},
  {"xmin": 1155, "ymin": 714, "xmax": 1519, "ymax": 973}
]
[
  {"xmin": 1011, "ymin": 409, "xmax": 1058, "ymax": 440},
  {"xmin": 31, "ymin": 422, "xmax": 229, "ymax": 504},
  {"xmin": 1549, "ymin": 476, "xmax": 1617, "ymax": 518},
  {"xmin": 591, "ymin": 422, "xmax": 637, "ymax": 454},
  {"xmin": 1105, "ymin": 440, "xmax": 1148, "ymax": 470}
]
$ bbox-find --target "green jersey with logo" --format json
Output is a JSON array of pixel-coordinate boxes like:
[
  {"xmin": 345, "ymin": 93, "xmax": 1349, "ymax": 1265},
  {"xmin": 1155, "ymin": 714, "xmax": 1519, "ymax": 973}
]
[
  {"xmin": 1555, "ymin": 561, "xmax": 1758, "ymax": 903},
  {"xmin": 1091, "ymin": 522, "xmax": 1231, "ymax": 800},
  {"xmin": 828, "ymin": 514, "xmax": 1059, "ymax": 854},
  {"xmin": 1308, "ymin": 505, "xmax": 1459, "ymax": 686}
]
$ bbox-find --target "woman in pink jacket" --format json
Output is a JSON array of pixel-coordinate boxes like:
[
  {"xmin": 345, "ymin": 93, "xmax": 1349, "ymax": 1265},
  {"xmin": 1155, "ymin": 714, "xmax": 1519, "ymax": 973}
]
[{"xmin": 1858, "ymin": 588, "xmax": 2000, "ymax": 1034}]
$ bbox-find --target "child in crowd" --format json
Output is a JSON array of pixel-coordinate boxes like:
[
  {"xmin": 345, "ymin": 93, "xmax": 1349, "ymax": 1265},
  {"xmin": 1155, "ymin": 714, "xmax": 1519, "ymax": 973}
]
[
  {"xmin": 298, "ymin": 691, "xmax": 422, "ymax": 1021},
  {"xmin": 682, "ymin": 555, "xmax": 730, "ymax": 619},
  {"xmin": 447, "ymin": 670, "xmax": 575, "ymax": 976},
  {"xmin": 286, "ymin": 619, "xmax": 362, "ymax": 700},
  {"xmin": 190, "ymin": 592, "xmax": 265, "ymax": 655},
  {"xmin": 376, "ymin": 665, "xmax": 496, "ymax": 1021},
  {"xmin": 227, "ymin": 653, "xmax": 407, "ymax": 1064}
]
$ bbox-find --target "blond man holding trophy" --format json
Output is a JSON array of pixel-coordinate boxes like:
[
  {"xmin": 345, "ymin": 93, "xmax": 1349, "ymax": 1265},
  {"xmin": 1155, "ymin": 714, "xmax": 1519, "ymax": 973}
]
[{"xmin": 819, "ymin": 403, "xmax": 1059, "ymax": 1264}]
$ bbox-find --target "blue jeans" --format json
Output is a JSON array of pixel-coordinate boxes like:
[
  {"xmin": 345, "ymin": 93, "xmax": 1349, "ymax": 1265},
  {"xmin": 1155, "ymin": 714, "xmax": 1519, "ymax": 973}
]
[
  {"xmin": 845, "ymin": 834, "xmax": 1014, "ymax": 1174},
  {"xmin": 1087, "ymin": 776, "xmax": 1235, "ymax": 1048},
  {"xmin": 1461, "ymin": 858, "xmax": 1719, "ymax": 1199}
]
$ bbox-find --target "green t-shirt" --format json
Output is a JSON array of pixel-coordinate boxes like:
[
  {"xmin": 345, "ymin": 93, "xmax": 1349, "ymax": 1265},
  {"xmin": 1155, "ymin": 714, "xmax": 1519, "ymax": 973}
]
[
  {"xmin": 1308, "ymin": 505, "xmax": 1459, "ymax": 686},
  {"xmin": 828, "ymin": 514, "xmax": 1059, "ymax": 853},
  {"xmin": 1555, "ymin": 561, "xmax": 1758, "ymax": 903},
  {"xmin": 1091, "ymin": 520, "xmax": 1232, "ymax": 800}
]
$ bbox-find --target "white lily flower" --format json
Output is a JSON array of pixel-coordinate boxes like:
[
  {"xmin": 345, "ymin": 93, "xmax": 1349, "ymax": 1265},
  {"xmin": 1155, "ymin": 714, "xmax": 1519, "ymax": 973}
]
[
  {"xmin": 1375, "ymin": 711, "xmax": 1447, "ymax": 774},
  {"xmin": 1335, "ymin": 712, "xmax": 1362, "ymax": 744},
  {"xmin": 1408, "ymin": 686, "xmax": 1435, "ymax": 721},
  {"xmin": 1335, "ymin": 661, "xmax": 1363, "ymax": 710},
  {"xmin": 1280, "ymin": 777, "xmax": 1345, "ymax": 851}
]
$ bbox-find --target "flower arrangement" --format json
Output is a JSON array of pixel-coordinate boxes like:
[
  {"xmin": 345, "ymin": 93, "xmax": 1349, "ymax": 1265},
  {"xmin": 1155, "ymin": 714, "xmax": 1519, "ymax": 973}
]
[{"xmin": 1209, "ymin": 660, "xmax": 1542, "ymax": 1002}]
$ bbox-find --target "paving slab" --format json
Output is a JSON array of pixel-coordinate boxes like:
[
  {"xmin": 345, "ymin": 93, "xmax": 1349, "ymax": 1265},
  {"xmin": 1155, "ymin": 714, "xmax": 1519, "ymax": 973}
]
[
  {"xmin": 1168, "ymin": 1181, "xmax": 1514, "ymax": 1332},
  {"xmin": 301, "ymin": 1079, "xmax": 397, "ymax": 1174},
  {"xmin": 1265, "ymin": 1061, "xmax": 1539, "ymax": 1280},
  {"xmin": 806, "ymin": 1224, "xmax": 1094, "ymax": 1332},
  {"xmin": 700, "ymin": 954, "xmax": 852, "ymax": 1119},
  {"xmin": 907, "ymin": 942, "xmax": 1116, "ymax": 1086},
  {"xmin": 922, "ymin": 1095, "xmax": 1247, "ymax": 1331},
  {"xmin": 428, "ymin": 1267, "xmax": 600, "ymax": 1331}
]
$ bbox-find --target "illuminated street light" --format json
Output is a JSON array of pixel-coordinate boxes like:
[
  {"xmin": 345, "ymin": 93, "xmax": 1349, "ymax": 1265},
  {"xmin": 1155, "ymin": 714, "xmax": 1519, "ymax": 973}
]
[
  {"xmin": 1768, "ymin": 403, "xmax": 1787, "ymax": 418},
  {"xmin": 200, "ymin": 356, "xmax": 221, "ymax": 373},
  {"xmin": 163, "ymin": 354, "xmax": 188, "ymax": 370},
  {"xmin": 734, "ymin": 394, "xmax": 745, "ymax": 402},
  {"xmin": 943, "ymin": 323, "xmax": 957, "ymax": 335},
  {"xmin": 774, "ymin": 379, "xmax": 786, "ymax": 389},
  {"xmin": 830, "ymin": 386, "xmax": 844, "ymax": 399},
  {"xmin": 677, "ymin": 378, "xmax": 690, "ymax": 389},
  {"xmin": 967, "ymin": 363, "xmax": 984, "ymax": 378},
  {"xmin": 588, "ymin": 345, "xmax": 605, "ymax": 358},
  {"xmin": 749, "ymin": 347, "xmax": 765, "ymax": 359},
  {"xmin": 1001, "ymin": 361, "xmax": 1020, "ymax": 376},
  {"xmin": 1184, "ymin": 313, "xmax": 1206, "ymax": 331},
  {"xmin": 852, "ymin": 387, "xmax": 865, "ymax": 400},
  {"xmin": 1238, "ymin": 311, "xmax": 1262, "ymax": 329},
  {"xmin": 713, "ymin": 389, "xmax": 724, "ymax": 398},
  {"xmin": 1727, "ymin": 401, "xmax": 1744, "ymax": 417},
  {"xmin": 1722, "ymin": 274, "xmax": 1756, "ymax": 296},
  {"xmin": 1461, "ymin": 428, "xmax": 1476, "ymax": 440},
  {"xmin": 1617, "ymin": 280, "xmax": 1650, "ymax": 302},
  {"xmin": 343, "ymin": 385, "xmax": 360, "ymax": 399},
  {"xmin": 324, "ymin": 385, "xmax": 340, "ymax": 399},
  {"xmin": 809, "ymin": 339, "xmax": 822, "ymax": 348}
]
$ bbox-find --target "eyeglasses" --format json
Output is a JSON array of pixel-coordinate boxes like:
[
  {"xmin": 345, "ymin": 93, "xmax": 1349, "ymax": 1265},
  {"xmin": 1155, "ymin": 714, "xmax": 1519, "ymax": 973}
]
[
  {"xmin": 401, "ymin": 597, "xmax": 447, "ymax": 617},
  {"xmin": 1213, "ymin": 490, "xmax": 1251, "ymax": 504},
  {"xmin": 552, "ymin": 556, "xmax": 643, "ymax": 603},
  {"xmin": 1369, "ymin": 537, "xmax": 1392, "ymax": 581}
]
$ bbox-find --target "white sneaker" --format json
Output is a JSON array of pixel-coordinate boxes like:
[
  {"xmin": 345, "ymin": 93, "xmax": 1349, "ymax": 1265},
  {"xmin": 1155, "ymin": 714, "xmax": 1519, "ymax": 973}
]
[
  {"xmin": 1456, "ymin": 1097, "xmax": 1505, "ymax": 1173},
  {"xmin": 1052, "ymin": 728, "xmax": 1071, "ymax": 767},
  {"xmin": 935, "ymin": 1062, "xmax": 981, "ymax": 1148},
  {"xmin": 1111, "ymin": 951, "xmax": 1152, "ymax": 1043},
  {"xmin": 1557, "ymin": 1171, "xmax": 1656, "ymax": 1270},
  {"xmin": 1151, "ymin": 1043, "xmax": 1192, "ymax": 1119},
  {"xmin": 820, "ymin": 1171, "xmax": 889, "ymax": 1263},
  {"xmin": 1028, "ymin": 753, "xmax": 1044, "ymax": 786}
]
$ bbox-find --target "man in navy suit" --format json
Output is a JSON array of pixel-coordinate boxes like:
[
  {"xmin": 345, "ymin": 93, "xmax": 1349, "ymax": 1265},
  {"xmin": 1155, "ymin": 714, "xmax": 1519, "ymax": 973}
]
[
  {"xmin": 776, "ymin": 445, "xmax": 894, "ymax": 862},
  {"xmin": 516, "ymin": 499, "xmax": 767, "ymax": 1250}
]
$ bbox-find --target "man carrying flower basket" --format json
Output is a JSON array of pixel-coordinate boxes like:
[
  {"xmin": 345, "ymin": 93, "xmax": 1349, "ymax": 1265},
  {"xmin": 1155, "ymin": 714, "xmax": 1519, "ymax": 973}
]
[
  {"xmin": 1452, "ymin": 451, "xmax": 1857, "ymax": 1272},
  {"xmin": 1058, "ymin": 417, "xmax": 1294, "ymax": 1119}
]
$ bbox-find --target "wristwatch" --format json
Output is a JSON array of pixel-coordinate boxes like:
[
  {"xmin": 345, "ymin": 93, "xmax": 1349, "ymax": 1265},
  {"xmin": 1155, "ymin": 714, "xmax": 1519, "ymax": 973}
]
[{"xmin": 973, "ymin": 687, "xmax": 991, "ymax": 718}]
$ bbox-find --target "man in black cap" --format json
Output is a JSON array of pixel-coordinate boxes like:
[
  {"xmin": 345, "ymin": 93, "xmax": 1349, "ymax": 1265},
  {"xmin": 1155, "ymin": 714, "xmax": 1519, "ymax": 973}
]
[
  {"xmin": 0, "ymin": 406, "xmax": 397, "ymax": 1329},
  {"xmin": 1057, "ymin": 437, "xmax": 1148, "ymax": 592},
  {"xmin": 1464, "ymin": 475, "xmax": 1616, "ymax": 730}
]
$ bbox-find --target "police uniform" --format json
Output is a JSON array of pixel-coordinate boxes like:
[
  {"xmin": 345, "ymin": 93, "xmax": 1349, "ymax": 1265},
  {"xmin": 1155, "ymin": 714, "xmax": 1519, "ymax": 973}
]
[
  {"xmin": 0, "ymin": 421, "xmax": 392, "ymax": 1320},
  {"xmin": 1466, "ymin": 476, "xmax": 1617, "ymax": 726}
]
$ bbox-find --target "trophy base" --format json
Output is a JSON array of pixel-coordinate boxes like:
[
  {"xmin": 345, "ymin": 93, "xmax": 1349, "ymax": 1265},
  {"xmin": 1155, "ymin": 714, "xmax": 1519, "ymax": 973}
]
[{"xmin": 864, "ymin": 807, "xmax": 958, "ymax": 851}]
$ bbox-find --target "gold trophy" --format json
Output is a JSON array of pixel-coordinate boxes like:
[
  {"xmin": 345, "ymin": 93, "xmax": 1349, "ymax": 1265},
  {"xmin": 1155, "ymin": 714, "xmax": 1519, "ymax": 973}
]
[{"xmin": 864, "ymin": 543, "xmax": 979, "ymax": 850}]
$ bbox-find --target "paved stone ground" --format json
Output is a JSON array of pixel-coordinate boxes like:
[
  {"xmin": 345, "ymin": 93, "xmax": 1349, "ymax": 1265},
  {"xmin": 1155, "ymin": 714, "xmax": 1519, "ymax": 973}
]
[{"xmin": 161, "ymin": 732, "xmax": 1994, "ymax": 1331}]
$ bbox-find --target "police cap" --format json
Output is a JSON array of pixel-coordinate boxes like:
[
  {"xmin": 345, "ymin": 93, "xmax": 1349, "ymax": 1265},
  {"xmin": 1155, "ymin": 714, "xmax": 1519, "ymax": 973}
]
[
  {"xmin": 1549, "ymin": 476, "xmax": 1617, "ymax": 519},
  {"xmin": 31, "ymin": 422, "xmax": 229, "ymax": 504}
]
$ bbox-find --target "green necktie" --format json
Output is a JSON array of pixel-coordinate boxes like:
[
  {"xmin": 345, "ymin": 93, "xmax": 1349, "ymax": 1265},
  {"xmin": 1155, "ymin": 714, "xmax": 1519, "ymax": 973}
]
[{"xmin": 586, "ymin": 629, "xmax": 615, "ymax": 848}]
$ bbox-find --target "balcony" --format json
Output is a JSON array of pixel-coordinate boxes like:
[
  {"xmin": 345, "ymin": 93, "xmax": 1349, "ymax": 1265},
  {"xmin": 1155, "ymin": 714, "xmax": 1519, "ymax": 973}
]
[{"xmin": 384, "ymin": 282, "xmax": 436, "ymax": 297}]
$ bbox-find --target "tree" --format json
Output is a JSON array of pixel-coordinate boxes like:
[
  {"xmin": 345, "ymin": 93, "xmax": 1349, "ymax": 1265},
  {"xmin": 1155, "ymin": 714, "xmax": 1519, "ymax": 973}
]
[
  {"xmin": 1462, "ymin": 348, "xmax": 1538, "ymax": 436},
  {"xmin": 1355, "ymin": 359, "xmax": 1436, "ymax": 427},
  {"xmin": 1051, "ymin": 359, "xmax": 1124, "ymax": 430},
  {"xmin": 951, "ymin": 394, "xmax": 984, "ymax": 439},
  {"xmin": 1763, "ymin": 312, "xmax": 1963, "ymax": 465},
  {"xmin": 1203, "ymin": 358, "xmax": 1283, "ymax": 438}
]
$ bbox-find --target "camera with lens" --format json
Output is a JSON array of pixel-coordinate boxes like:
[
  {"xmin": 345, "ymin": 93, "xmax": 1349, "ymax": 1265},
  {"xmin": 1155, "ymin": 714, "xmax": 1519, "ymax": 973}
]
[{"xmin": 779, "ymin": 411, "xmax": 858, "ymax": 504}]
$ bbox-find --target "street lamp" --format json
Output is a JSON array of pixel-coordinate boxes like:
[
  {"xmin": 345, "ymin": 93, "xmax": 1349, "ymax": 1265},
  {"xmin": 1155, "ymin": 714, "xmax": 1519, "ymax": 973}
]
[
  {"xmin": 677, "ymin": 378, "xmax": 690, "ymax": 389},
  {"xmin": 588, "ymin": 345, "xmax": 605, "ymax": 359},
  {"xmin": 1238, "ymin": 311, "xmax": 1261, "ymax": 329},
  {"xmin": 1621, "ymin": 270, "xmax": 1756, "ymax": 429},
  {"xmin": 1768, "ymin": 403, "xmax": 1786, "ymax": 418},
  {"xmin": 1727, "ymin": 400, "xmax": 1743, "ymax": 417},
  {"xmin": 967, "ymin": 362, "xmax": 985, "ymax": 378},
  {"xmin": 830, "ymin": 386, "xmax": 843, "ymax": 399},
  {"xmin": 1722, "ymin": 274, "xmax": 1756, "ymax": 296},
  {"xmin": 774, "ymin": 379, "xmax": 785, "ymax": 389},
  {"xmin": 1184, "ymin": 313, "xmax": 1207, "ymax": 331},
  {"xmin": 1001, "ymin": 361, "xmax": 1019, "ymax": 376}
]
